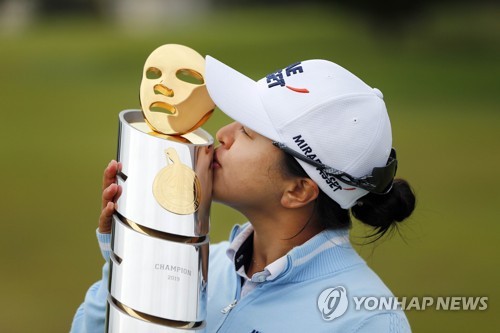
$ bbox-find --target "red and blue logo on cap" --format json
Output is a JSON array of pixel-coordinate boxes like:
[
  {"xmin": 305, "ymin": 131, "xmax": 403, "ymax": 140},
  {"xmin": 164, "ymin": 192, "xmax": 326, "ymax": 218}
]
[{"xmin": 266, "ymin": 62, "xmax": 309, "ymax": 94}]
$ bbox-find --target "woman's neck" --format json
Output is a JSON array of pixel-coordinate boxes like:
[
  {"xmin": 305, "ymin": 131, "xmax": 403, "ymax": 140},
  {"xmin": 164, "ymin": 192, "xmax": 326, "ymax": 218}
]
[{"xmin": 244, "ymin": 204, "xmax": 323, "ymax": 277}]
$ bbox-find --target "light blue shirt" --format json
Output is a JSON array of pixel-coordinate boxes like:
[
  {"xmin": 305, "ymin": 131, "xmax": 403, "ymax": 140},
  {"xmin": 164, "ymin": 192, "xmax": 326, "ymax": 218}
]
[{"xmin": 70, "ymin": 224, "xmax": 411, "ymax": 332}]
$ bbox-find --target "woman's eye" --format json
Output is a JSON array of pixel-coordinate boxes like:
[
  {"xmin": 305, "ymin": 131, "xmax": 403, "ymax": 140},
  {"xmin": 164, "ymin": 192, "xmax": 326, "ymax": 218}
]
[{"xmin": 240, "ymin": 126, "xmax": 250, "ymax": 137}]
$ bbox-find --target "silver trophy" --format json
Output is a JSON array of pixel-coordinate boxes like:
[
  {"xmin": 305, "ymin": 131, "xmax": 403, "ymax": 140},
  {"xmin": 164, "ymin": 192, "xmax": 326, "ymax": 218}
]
[{"xmin": 106, "ymin": 44, "xmax": 215, "ymax": 333}]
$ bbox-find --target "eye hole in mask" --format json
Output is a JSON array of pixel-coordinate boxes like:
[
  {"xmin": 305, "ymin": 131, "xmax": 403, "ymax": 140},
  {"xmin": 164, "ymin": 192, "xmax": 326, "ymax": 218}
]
[
  {"xmin": 146, "ymin": 67, "xmax": 162, "ymax": 80},
  {"xmin": 176, "ymin": 69, "xmax": 204, "ymax": 85}
]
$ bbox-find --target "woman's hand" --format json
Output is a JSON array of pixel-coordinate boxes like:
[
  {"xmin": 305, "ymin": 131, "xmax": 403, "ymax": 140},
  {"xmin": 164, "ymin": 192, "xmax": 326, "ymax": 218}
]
[{"xmin": 99, "ymin": 160, "xmax": 122, "ymax": 234}]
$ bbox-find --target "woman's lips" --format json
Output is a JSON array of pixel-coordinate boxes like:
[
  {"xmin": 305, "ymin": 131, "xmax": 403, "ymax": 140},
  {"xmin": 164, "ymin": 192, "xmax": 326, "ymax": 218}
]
[{"xmin": 212, "ymin": 150, "xmax": 221, "ymax": 169}]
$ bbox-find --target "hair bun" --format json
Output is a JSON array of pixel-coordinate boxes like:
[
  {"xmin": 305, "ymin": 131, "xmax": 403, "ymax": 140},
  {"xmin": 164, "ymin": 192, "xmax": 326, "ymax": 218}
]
[{"xmin": 351, "ymin": 178, "xmax": 416, "ymax": 238}]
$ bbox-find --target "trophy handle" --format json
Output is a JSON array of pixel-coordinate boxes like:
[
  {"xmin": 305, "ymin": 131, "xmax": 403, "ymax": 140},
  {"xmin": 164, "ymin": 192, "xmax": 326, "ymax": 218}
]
[{"xmin": 165, "ymin": 147, "xmax": 181, "ymax": 165}]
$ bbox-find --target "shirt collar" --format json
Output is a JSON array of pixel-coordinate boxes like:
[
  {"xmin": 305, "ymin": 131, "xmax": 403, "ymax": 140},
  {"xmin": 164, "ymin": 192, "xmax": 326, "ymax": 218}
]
[
  {"xmin": 226, "ymin": 223, "xmax": 356, "ymax": 284},
  {"xmin": 226, "ymin": 224, "xmax": 288, "ymax": 282},
  {"xmin": 226, "ymin": 224, "xmax": 255, "ymax": 271}
]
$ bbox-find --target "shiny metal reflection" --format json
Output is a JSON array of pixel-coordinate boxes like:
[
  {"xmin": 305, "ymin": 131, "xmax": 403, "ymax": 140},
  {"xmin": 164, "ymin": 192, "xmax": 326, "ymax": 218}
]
[
  {"xmin": 107, "ymin": 296, "xmax": 206, "ymax": 333},
  {"xmin": 107, "ymin": 109, "xmax": 213, "ymax": 332},
  {"xmin": 109, "ymin": 214, "xmax": 208, "ymax": 323},
  {"xmin": 116, "ymin": 109, "xmax": 213, "ymax": 237}
]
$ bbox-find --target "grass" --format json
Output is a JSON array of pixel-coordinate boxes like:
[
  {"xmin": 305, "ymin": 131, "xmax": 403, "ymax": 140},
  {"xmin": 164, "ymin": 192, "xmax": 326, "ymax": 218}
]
[{"xmin": 0, "ymin": 3, "xmax": 499, "ymax": 332}]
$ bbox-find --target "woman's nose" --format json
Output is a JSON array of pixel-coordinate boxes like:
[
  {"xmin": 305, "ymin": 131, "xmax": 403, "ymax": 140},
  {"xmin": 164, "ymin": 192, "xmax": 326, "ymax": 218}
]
[{"xmin": 216, "ymin": 122, "xmax": 237, "ymax": 148}]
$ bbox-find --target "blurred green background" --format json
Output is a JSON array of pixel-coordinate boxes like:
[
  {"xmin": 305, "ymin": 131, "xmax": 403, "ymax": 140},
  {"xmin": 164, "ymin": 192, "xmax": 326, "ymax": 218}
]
[{"xmin": 1, "ymin": 1, "xmax": 499, "ymax": 332}]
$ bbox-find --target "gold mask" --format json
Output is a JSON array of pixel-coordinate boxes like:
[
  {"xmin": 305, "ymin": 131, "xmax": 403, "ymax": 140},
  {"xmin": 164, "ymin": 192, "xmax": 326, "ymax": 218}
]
[{"xmin": 140, "ymin": 44, "xmax": 215, "ymax": 135}]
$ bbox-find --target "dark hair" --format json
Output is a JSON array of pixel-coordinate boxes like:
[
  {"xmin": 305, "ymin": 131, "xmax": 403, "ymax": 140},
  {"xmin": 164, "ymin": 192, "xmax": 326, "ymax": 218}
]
[{"xmin": 280, "ymin": 152, "xmax": 416, "ymax": 240}]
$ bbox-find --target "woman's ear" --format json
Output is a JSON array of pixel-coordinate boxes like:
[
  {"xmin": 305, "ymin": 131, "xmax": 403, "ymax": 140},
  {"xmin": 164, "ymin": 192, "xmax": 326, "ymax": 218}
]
[{"xmin": 281, "ymin": 178, "xmax": 319, "ymax": 209}]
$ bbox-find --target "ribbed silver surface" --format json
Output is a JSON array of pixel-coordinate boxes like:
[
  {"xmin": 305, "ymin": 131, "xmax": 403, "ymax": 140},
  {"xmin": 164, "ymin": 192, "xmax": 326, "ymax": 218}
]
[
  {"xmin": 110, "ymin": 216, "xmax": 208, "ymax": 322},
  {"xmin": 107, "ymin": 109, "xmax": 212, "ymax": 331}
]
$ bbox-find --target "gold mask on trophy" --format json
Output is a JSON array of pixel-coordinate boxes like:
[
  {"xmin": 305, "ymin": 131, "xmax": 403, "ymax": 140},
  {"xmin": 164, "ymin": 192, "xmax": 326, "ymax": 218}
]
[{"xmin": 140, "ymin": 44, "xmax": 215, "ymax": 135}]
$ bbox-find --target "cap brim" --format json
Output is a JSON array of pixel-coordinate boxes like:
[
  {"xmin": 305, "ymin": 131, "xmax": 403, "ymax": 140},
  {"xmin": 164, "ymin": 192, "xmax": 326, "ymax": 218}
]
[{"xmin": 205, "ymin": 56, "xmax": 280, "ymax": 141}]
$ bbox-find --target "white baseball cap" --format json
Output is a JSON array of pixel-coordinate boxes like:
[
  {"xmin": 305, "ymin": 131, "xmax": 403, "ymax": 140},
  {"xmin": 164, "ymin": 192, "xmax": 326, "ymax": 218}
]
[{"xmin": 205, "ymin": 55, "xmax": 397, "ymax": 209}]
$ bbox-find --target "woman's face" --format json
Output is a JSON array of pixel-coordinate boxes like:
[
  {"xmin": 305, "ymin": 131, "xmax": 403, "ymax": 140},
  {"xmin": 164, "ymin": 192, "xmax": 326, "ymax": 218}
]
[{"xmin": 212, "ymin": 121, "xmax": 286, "ymax": 212}]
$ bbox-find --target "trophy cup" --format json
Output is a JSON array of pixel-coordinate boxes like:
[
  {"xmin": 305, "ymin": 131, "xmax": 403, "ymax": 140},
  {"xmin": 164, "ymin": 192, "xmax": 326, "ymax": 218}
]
[{"xmin": 106, "ymin": 44, "xmax": 215, "ymax": 332}]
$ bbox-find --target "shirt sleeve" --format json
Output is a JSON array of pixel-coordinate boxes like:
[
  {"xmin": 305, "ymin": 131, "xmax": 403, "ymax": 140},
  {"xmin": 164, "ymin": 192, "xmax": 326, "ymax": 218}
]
[
  {"xmin": 351, "ymin": 312, "xmax": 412, "ymax": 333},
  {"xmin": 96, "ymin": 229, "xmax": 112, "ymax": 262},
  {"xmin": 69, "ymin": 230, "xmax": 111, "ymax": 333}
]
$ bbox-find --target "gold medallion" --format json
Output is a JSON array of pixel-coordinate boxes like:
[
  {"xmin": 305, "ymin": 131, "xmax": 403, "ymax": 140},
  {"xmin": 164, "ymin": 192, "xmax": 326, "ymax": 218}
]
[{"xmin": 153, "ymin": 148, "xmax": 201, "ymax": 215}]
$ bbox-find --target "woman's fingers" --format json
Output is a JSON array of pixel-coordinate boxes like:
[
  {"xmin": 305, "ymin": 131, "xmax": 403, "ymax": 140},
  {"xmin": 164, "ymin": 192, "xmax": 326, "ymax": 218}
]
[
  {"xmin": 115, "ymin": 182, "xmax": 123, "ymax": 203},
  {"xmin": 99, "ymin": 201, "xmax": 115, "ymax": 234},
  {"xmin": 99, "ymin": 161, "xmax": 123, "ymax": 234},
  {"xmin": 102, "ymin": 160, "xmax": 118, "ymax": 191},
  {"xmin": 102, "ymin": 183, "xmax": 119, "ymax": 210},
  {"xmin": 99, "ymin": 183, "xmax": 122, "ymax": 234}
]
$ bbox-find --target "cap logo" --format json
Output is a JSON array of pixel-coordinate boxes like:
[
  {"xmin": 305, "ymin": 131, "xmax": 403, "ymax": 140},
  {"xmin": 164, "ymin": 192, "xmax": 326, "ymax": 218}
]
[
  {"xmin": 266, "ymin": 62, "xmax": 309, "ymax": 93},
  {"xmin": 286, "ymin": 86, "xmax": 309, "ymax": 93}
]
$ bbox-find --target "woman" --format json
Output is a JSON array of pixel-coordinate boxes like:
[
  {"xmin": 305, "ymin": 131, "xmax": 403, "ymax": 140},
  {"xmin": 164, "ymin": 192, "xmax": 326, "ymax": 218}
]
[{"xmin": 71, "ymin": 56, "xmax": 415, "ymax": 332}]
